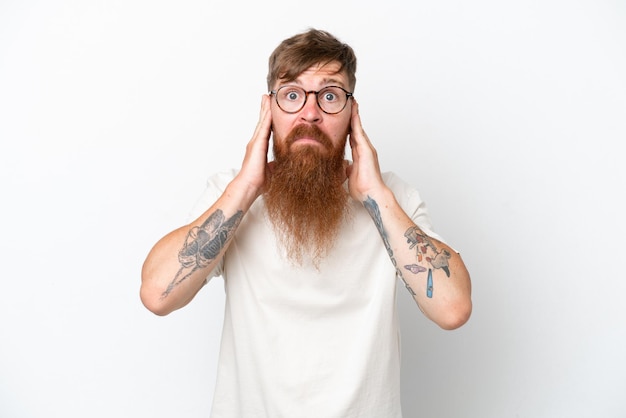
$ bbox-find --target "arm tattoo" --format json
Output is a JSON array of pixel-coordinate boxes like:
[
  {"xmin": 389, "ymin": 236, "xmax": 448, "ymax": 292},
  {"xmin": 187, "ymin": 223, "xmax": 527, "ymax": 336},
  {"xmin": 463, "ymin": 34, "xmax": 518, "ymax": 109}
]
[
  {"xmin": 160, "ymin": 209, "xmax": 243, "ymax": 299},
  {"xmin": 363, "ymin": 196, "xmax": 416, "ymax": 296},
  {"xmin": 427, "ymin": 268, "xmax": 433, "ymax": 298},
  {"xmin": 403, "ymin": 226, "xmax": 452, "ymax": 298}
]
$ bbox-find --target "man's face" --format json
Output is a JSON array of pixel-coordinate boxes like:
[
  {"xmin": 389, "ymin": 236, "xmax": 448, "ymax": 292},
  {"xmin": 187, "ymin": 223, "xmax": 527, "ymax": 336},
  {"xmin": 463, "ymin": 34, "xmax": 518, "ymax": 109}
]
[
  {"xmin": 270, "ymin": 61, "xmax": 352, "ymax": 157},
  {"xmin": 264, "ymin": 61, "xmax": 353, "ymax": 266}
]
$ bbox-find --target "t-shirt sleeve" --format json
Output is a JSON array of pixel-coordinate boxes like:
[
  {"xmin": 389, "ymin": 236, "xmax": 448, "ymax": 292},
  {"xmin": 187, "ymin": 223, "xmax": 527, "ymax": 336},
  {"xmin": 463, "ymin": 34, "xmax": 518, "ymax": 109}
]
[{"xmin": 382, "ymin": 171, "xmax": 448, "ymax": 245}]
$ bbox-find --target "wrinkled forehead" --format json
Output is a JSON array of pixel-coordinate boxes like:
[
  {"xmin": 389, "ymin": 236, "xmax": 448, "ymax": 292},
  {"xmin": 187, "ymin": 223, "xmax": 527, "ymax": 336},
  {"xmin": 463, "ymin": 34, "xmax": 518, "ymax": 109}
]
[{"xmin": 274, "ymin": 61, "xmax": 349, "ymax": 90}]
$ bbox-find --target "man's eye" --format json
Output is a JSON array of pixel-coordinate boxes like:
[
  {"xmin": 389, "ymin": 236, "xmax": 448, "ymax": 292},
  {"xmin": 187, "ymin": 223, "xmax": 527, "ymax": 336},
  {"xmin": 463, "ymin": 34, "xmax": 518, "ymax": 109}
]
[
  {"xmin": 286, "ymin": 91, "xmax": 300, "ymax": 101},
  {"xmin": 323, "ymin": 92, "xmax": 337, "ymax": 102}
]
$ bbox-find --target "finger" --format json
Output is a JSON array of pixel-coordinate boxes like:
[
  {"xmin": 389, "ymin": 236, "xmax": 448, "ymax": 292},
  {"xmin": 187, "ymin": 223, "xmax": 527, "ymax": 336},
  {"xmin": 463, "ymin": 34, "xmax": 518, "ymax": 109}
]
[
  {"xmin": 350, "ymin": 101, "xmax": 377, "ymax": 158},
  {"xmin": 343, "ymin": 159, "xmax": 352, "ymax": 177},
  {"xmin": 350, "ymin": 99, "xmax": 361, "ymax": 138},
  {"xmin": 348, "ymin": 131, "xmax": 359, "ymax": 164},
  {"xmin": 252, "ymin": 95, "xmax": 272, "ymax": 140},
  {"xmin": 350, "ymin": 100, "xmax": 370, "ymax": 147},
  {"xmin": 348, "ymin": 100, "xmax": 360, "ymax": 153}
]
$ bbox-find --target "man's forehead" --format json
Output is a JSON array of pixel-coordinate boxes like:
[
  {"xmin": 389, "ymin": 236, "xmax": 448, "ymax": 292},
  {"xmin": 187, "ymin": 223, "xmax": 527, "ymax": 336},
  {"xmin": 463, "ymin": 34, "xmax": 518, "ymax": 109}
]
[{"xmin": 277, "ymin": 61, "xmax": 348, "ymax": 88}]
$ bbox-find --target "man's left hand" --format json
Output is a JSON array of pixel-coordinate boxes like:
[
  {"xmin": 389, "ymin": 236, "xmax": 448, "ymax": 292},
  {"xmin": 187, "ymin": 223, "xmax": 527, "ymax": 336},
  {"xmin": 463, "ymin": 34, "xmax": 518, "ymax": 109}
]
[{"xmin": 346, "ymin": 99, "xmax": 387, "ymax": 202}]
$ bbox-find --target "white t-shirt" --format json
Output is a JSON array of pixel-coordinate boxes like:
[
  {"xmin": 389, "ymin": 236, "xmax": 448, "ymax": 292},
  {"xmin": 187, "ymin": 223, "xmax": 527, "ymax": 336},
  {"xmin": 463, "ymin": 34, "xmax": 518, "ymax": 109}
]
[{"xmin": 190, "ymin": 170, "xmax": 443, "ymax": 418}]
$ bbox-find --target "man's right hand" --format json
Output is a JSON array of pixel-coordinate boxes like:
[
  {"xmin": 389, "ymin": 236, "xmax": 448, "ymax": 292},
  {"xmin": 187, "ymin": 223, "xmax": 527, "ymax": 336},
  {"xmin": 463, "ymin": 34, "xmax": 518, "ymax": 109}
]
[{"xmin": 232, "ymin": 94, "xmax": 273, "ymax": 201}]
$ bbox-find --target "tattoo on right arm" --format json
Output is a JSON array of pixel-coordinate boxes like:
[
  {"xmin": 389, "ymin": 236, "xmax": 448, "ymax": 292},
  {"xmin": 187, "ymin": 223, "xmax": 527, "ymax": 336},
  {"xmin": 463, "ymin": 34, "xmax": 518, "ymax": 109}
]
[{"xmin": 160, "ymin": 209, "xmax": 243, "ymax": 299}]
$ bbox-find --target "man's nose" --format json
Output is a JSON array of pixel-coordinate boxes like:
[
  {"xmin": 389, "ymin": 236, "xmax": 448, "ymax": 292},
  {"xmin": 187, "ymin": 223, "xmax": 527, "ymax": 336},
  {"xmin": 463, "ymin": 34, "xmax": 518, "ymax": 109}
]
[{"xmin": 299, "ymin": 92, "xmax": 322, "ymax": 123}]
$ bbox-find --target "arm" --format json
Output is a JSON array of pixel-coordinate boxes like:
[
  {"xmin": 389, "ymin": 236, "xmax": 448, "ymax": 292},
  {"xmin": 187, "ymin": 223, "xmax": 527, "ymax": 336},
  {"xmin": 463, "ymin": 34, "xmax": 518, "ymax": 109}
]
[
  {"xmin": 140, "ymin": 95, "xmax": 273, "ymax": 316},
  {"xmin": 347, "ymin": 100, "xmax": 472, "ymax": 330}
]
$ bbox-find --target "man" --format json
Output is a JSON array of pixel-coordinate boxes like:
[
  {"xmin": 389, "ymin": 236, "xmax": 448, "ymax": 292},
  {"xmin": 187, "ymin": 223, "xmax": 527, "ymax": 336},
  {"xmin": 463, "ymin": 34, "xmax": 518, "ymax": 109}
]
[{"xmin": 141, "ymin": 28, "xmax": 472, "ymax": 417}]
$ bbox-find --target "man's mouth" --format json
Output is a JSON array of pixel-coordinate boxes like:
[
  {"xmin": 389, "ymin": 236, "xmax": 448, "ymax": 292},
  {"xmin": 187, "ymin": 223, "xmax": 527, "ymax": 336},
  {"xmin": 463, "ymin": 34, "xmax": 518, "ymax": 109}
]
[
  {"xmin": 285, "ymin": 124, "xmax": 332, "ymax": 149},
  {"xmin": 292, "ymin": 137, "xmax": 323, "ymax": 146}
]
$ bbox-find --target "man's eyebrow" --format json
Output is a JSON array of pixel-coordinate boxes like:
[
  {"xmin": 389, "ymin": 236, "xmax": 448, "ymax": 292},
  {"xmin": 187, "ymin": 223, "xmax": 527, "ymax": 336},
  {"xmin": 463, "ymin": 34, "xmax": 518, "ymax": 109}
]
[
  {"xmin": 280, "ymin": 77, "xmax": 347, "ymax": 89},
  {"xmin": 321, "ymin": 78, "xmax": 347, "ymax": 88}
]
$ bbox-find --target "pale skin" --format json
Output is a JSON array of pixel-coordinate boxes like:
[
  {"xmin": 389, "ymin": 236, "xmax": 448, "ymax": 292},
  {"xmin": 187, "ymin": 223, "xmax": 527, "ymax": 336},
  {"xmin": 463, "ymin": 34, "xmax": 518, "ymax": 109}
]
[{"xmin": 140, "ymin": 62, "xmax": 472, "ymax": 329}]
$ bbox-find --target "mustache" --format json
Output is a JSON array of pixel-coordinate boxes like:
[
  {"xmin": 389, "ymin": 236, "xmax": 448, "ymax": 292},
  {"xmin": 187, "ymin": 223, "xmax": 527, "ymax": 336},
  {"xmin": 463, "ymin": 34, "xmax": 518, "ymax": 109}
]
[{"xmin": 284, "ymin": 124, "xmax": 333, "ymax": 148}]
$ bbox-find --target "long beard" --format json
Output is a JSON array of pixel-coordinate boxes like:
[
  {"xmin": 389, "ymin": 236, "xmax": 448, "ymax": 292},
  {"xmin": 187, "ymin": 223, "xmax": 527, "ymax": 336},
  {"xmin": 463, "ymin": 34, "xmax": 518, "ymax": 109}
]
[{"xmin": 264, "ymin": 124, "xmax": 350, "ymax": 266}]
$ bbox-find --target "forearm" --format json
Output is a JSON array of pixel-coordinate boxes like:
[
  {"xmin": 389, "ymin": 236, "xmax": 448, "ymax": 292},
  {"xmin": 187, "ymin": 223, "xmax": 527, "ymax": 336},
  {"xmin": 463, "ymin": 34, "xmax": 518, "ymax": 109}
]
[
  {"xmin": 140, "ymin": 178, "xmax": 258, "ymax": 315},
  {"xmin": 363, "ymin": 188, "xmax": 472, "ymax": 330}
]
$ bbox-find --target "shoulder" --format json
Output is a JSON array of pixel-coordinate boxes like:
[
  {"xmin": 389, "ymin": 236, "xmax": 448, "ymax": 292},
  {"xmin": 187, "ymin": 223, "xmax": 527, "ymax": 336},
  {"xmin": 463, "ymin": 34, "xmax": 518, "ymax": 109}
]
[
  {"xmin": 381, "ymin": 171, "xmax": 410, "ymax": 191},
  {"xmin": 205, "ymin": 168, "xmax": 240, "ymax": 192},
  {"xmin": 381, "ymin": 171, "xmax": 423, "ymax": 208},
  {"xmin": 381, "ymin": 171, "xmax": 447, "ymax": 244},
  {"xmin": 186, "ymin": 169, "xmax": 239, "ymax": 221}
]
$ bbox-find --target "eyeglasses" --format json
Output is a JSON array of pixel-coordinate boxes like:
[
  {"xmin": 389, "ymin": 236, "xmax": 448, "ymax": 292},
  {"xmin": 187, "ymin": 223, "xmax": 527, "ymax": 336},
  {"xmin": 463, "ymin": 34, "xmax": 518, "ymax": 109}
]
[{"xmin": 269, "ymin": 85, "xmax": 353, "ymax": 115}]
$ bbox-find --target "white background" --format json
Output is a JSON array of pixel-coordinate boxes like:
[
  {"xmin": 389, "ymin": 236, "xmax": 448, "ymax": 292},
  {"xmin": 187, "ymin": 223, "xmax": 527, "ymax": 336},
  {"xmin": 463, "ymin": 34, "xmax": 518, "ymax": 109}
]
[{"xmin": 1, "ymin": 1, "xmax": 625, "ymax": 417}]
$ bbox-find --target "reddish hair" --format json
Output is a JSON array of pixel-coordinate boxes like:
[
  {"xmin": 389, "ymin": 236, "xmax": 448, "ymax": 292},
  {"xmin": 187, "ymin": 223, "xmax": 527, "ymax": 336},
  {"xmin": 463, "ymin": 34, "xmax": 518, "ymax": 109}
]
[{"xmin": 267, "ymin": 28, "xmax": 357, "ymax": 91}]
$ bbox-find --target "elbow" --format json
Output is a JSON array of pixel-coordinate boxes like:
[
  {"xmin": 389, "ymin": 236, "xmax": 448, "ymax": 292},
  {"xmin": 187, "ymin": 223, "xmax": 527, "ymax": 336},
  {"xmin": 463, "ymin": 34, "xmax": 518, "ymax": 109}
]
[
  {"xmin": 140, "ymin": 259, "xmax": 180, "ymax": 316},
  {"xmin": 438, "ymin": 299, "xmax": 472, "ymax": 331},
  {"xmin": 140, "ymin": 285, "xmax": 174, "ymax": 317}
]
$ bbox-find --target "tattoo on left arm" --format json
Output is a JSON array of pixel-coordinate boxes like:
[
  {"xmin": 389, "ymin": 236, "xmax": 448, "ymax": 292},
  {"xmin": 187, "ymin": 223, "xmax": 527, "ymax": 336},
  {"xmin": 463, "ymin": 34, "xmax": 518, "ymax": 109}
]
[
  {"xmin": 403, "ymin": 226, "xmax": 452, "ymax": 298},
  {"xmin": 404, "ymin": 225, "xmax": 451, "ymax": 276},
  {"xmin": 363, "ymin": 196, "xmax": 453, "ymax": 299},
  {"xmin": 363, "ymin": 196, "xmax": 416, "ymax": 296}
]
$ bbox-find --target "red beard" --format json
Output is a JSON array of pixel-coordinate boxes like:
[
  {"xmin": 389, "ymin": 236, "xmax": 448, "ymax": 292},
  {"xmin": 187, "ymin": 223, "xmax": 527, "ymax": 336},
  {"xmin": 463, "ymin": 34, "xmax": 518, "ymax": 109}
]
[{"xmin": 264, "ymin": 124, "xmax": 350, "ymax": 266}]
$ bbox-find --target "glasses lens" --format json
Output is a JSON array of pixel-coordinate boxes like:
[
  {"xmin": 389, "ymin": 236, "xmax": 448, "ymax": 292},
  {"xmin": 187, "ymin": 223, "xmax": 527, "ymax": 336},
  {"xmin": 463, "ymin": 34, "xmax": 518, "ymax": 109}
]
[
  {"xmin": 276, "ymin": 86, "xmax": 306, "ymax": 113},
  {"xmin": 317, "ymin": 87, "xmax": 346, "ymax": 114}
]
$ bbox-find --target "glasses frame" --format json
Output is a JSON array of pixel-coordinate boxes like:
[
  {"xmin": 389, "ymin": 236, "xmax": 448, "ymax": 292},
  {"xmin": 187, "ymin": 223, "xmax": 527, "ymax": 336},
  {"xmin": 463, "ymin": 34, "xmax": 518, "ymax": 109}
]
[{"xmin": 269, "ymin": 85, "xmax": 354, "ymax": 115}]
